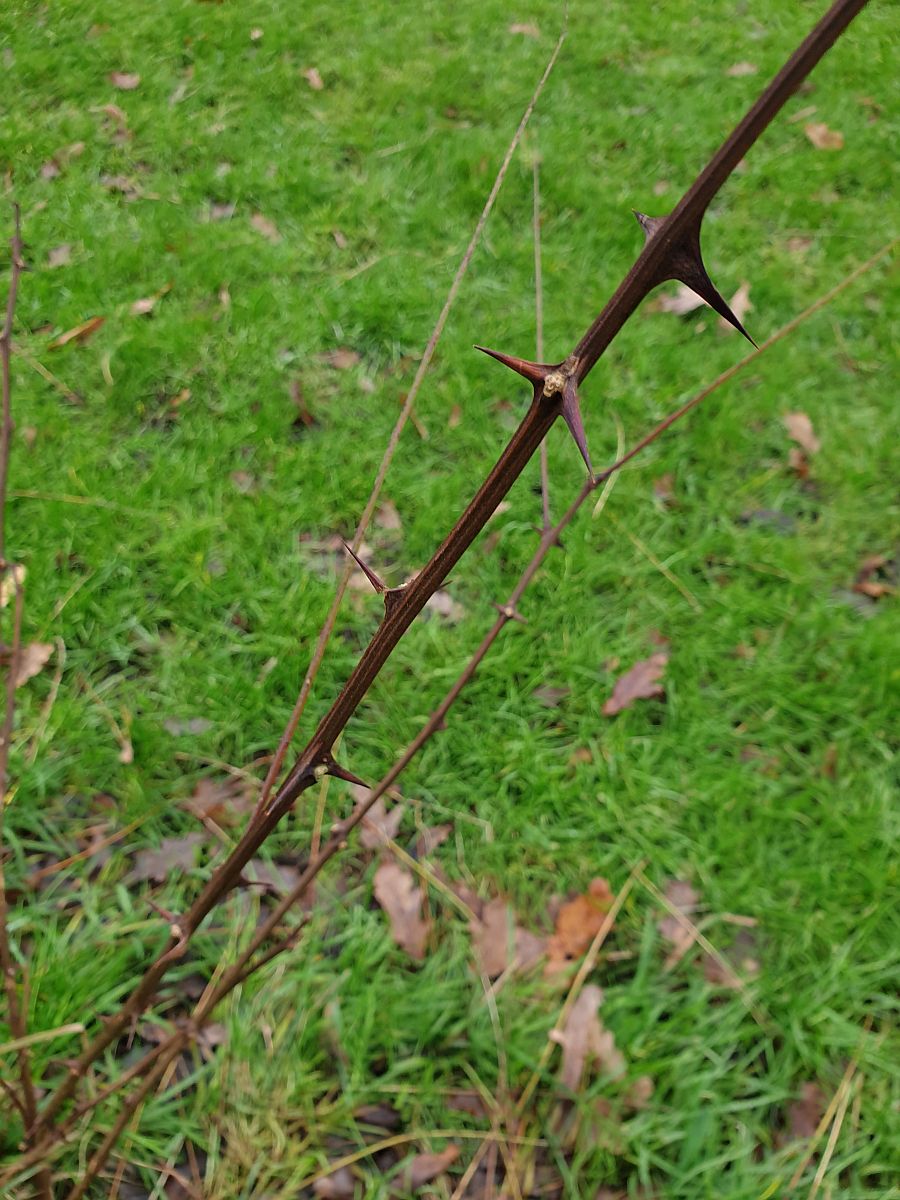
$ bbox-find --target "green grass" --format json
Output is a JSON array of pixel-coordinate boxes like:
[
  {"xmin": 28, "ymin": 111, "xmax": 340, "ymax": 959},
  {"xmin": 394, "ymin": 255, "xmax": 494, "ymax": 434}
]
[{"xmin": 2, "ymin": 0, "xmax": 898, "ymax": 1196}]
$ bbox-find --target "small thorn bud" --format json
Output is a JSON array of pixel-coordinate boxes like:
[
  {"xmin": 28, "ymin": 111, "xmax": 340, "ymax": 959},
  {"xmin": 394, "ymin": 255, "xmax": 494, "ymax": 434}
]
[
  {"xmin": 330, "ymin": 821, "xmax": 343, "ymax": 836},
  {"xmin": 494, "ymin": 602, "xmax": 527, "ymax": 624},
  {"xmin": 475, "ymin": 345, "xmax": 553, "ymax": 388},
  {"xmin": 634, "ymin": 211, "xmax": 667, "ymax": 241}
]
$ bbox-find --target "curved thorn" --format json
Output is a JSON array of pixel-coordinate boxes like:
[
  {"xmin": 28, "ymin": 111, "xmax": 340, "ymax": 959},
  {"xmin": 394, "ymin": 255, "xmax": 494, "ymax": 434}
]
[
  {"xmin": 561, "ymin": 379, "xmax": 594, "ymax": 479},
  {"xmin": 474, "ymin": 345, "xmax": 554, "ymax": 387},
  {"xmin": 342, "ymin": 540, "xmax": 386, "ymax": 594}
]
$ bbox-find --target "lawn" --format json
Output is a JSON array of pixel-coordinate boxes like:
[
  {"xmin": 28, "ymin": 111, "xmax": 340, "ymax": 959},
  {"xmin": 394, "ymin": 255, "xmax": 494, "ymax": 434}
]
[{"xmin": 1, "ymin": 0, "xmax": 898, "ymax": 1196}]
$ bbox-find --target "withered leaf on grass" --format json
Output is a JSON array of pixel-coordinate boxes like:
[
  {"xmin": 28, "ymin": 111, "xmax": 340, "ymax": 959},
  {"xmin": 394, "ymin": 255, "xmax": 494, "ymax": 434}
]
[
  {"xmin": 786, "ymin": 1081, "xmax": 828, "ymax": 1140},
  {"xmin": 470, "ymin": 897, "xmax": 546, "ymax": 979},
  {"xmin": 184, "ymin": 776, "xmax": 256, "ymax": 826},
  {"xmin": 130, "ymin": 282, "xmax": 172, "ymax": 316},
  {"xmin": 47, "ymin": 244, "xmax": 72, "ymax": 268},
  {"xmin": 302, "ymin": 66, "xmax": 325, "ymax": 91},
  {"xmin": 852, "ymin": 552, "xmax": 896, "ymax": 600},
  {"xmin": 726, "ymin": 61, "xmax": 758, "ymax": 76},
  {"xmin": 658, "ymin": 879, "xmax": 700, "ymax": 968},
  {"xmin": 425, "ymin": 590, "xmax": 466, "ymax": 622},
  {"xmin": 653, "ymin": 282, "xmax": 707, "ymax": 316},
  {"xmin": 508, "ymin": 22, "xmax": 540, "ymax": 37},
  {"xmin": 164, "ymin": 716, "xmax": 213, "ymax": 736},
  {"xmin": 546, "ymin": 878, "xmax": 614, "ymax": 972},
  {"xmin": 48, "ymin": 316, "xmax": 105, "ymax": 350},
  {"xmin": 12, "ymin": 641, "xmax": 54, "ymax": 687},
  {"xmin": 312, "ymin": 1166, "xmax": 355, "ymax": 1199},
  {"xmin": 320, "ymin": 347, "xmax": 361, "ymax": 370},
  {"xmin": 783, "ymin": 411, "xmax": 821, "ymax": 455},
  {"xmin": 360, "ymin": 796, "xmax": 406, "ymax": 849},
  {"xmin": 375, "ymin": 499, "xmax": 403, "ymax": 531},
  {"xmin": 804, "ymin": 121, "xmax": 844, "ymax": 150},
  {"xmin": 373, "ymin": 860, "xmax": 430, "ymax": 959},
  {"xmin": 131, "ymin": 833, "xmax": 205, "ymax": 883},
  {"xmin": 552, "ymin": 984, "xmax": 626, "ymax": 1091},
  {"xmin": 109, "ymin": 71, "xmax": 140, "ymax": 90},
  {"xmin": 397, "ymin": 1145, "xmax": 460, "ymax": 1190},
  {"xmin": 603, "ymin": 653, "xmax": 668, "ymax": 716},
  {"xmin": 251, "ymin": 212, "xmax": 281, "ymax": 243}
]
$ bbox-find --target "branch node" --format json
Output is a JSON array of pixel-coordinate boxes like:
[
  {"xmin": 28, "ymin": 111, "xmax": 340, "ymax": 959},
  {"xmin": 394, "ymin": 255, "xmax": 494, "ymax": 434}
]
[{"xmin": 494, "ymin": 602, "xmax": 527, "ymax": 624}]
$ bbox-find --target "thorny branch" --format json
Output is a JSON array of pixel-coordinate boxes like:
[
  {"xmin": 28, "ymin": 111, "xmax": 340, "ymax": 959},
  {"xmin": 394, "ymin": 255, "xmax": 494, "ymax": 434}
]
[
  {"xmin": 2, "ymin": 0, "xmax": 875, "ymax": 1185},
  {"xmin": 9, "ymin": 236, "xmax": 893, "ymax": 1194}
]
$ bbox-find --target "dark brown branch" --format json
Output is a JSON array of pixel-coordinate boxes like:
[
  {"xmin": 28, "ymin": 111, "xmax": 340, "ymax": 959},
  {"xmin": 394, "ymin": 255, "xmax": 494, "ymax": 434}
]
[
  {"xmin": 20, "ymin": 235, "xmax": 892, "ymax": 1184},
  {"xmin": 31, "ymin": 0, "xmax": 869, "ymax": 1141}
]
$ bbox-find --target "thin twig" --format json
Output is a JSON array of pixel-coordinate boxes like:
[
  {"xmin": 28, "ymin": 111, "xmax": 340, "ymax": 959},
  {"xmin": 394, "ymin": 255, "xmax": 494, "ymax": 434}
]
[
  {"xmin": 254, "ymin": 23, "xmax": 568, "ymax": 821},
  {"xmin": 0, "ymin": 203, "xmax": 25, "ymax": 561},
  {"xmin": 806, "ymin": 1074, "xmax": 855, "ymax": 1199}
]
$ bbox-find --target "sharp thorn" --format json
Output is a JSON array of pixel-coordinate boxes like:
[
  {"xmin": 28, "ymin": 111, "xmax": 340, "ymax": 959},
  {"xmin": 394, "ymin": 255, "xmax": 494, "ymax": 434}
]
[
  {"xmin": 674, "ymin": 261, "xmax": 757, "ymax": 346},
  {"xmin": 322, "ymin": 755, "xmax": 368, "ymax": 788},
  {"xmin": 342, "ymin": 541, "xmax": 387, "ymax": 594},
  {"xmin": 474, "ymin": 345, "xmax": 553, "ymax": 388},
  {"xmin": 561, "ymin": 380, "xmax": 594, "ymax": 479}
]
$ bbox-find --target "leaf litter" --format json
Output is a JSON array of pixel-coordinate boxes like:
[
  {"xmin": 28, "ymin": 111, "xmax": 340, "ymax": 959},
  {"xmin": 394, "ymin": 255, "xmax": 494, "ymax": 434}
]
[{"xmin": 603, "ymin": 653, "xmax": 668, "ymax": 716}]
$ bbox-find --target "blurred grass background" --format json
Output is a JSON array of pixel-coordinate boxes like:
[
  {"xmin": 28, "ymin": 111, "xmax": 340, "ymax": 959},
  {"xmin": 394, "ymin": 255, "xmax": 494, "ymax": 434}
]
[{"xmin": 1, "ymin": 0, "xmax": 898, "ymax": 1195}]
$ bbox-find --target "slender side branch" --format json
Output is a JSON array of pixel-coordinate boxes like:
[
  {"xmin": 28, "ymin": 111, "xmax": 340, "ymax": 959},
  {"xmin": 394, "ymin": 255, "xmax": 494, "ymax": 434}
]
[{"xmin": 31, "ymin": 0, "xmax": 870, "ymax": 1140}]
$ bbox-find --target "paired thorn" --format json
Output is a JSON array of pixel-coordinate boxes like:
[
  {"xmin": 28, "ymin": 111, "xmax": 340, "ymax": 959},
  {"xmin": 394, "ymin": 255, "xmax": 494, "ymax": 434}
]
[
  {"xmin": 477, "ymin": 346, "xmax": 595, "ymax": 480},
  {"xmin": 493, "ymin": 602, "xmax": 527, "ymax": 624},
  {"xmin": 634, "ymin": 211, "xmax": 757, "ymax": 347}
]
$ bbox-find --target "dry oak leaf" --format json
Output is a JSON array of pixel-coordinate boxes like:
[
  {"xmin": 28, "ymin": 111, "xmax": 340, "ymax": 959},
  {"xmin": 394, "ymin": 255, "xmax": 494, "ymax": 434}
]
[
  {"xmin": 131, "ymin": 833, "xmax": 205, "ymax": 883},
  {"xmin": 551, "ymin": 984, "xmax": 626, "ymax": 1091},
  {"xmin": 658, "ymin": 878, "xmax": 700, "ymax": 969},
  {"xmin": 603, "ymin": 653, "xmax": 668, "ymax": 716},
  {"xmin": 184, "ymin": 776, "xmax": 256, "ymax": 826},
  {"xmin": 783, "ymin": 411, "xmax": 821, "ymax": 455},
  {"xmin": 718, "ymin": 281, "xmax": 752, "ymax": 334},
  {"xmin": 251, "ymin": 212, "xmax": 281, "ymax": 243},
  {"xmin": 360, "ymin": 795, "xmax": 406, "ymax": 850},
  {"xmin": 130, "ymin": 282, "xmax": 172, "ymax": 316},
  {"xmin": 313, "ymin": 1166, "xmax": 355, "ymax": 1199},
  {"xmin": 14, "ymin": 642, "xmax": 54, "ymax": 687},
  {"xmin": 546, "ymin": 878, "xmax": 614, "ymax": 972},
  {"xmin": 48, "ymin": 316, "xmax": 105, "ymax": 349},
  {"xmin": 374, "ymin": 860, "xmax": 430, "ymax": 959},
  {"xmin": 397, "ymin": 1145, "xmax": 460, "ymax": 1191},
  {"xmin": 804, "ymin": 121, "xmax": 844, "ymax": 150},
  {"xmin": 470, "ymin": 897, "xmax": 546, "ymax": 979},
  {"xmin": 109, "ymin": 71, "xmax": 140, "ymax": 90},
  {"xmin": 302, "ymin": 66, "xmax": 324, "ymax": 91}
]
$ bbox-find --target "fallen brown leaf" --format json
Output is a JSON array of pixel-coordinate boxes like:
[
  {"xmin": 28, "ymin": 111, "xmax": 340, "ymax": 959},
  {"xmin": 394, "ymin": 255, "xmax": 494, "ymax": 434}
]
[
  {"xmin": 131, "ymin": 833, "xmax": 205, "ymax": 883},
  {"xmin": 302, "ymin": 66, "xmax": 324, "ymax": 91},
  {"xmin": 13, "ymin": 641, "xmax": 54, "ymax": 687},
  {"xmin": 787, "ymin": 1081, "xmax": 828, "ymax": 1140},
  {"xmin": 397, "ymin": 1145, "xmax": 460, "ymax": 1190},
  {"xmin": 313, "ymin": 1166, "xmax": 355, "ymax": 1199},
  {"xmin": 109, "ymin": 71, "xmax": 140, "ymax": 90},
  {"xmin": 375, "ymin": 499, "xmax": 403, "ymax": 531},
  {"xmin": 184, "ymin": 776, "xmax": 256, "ymax": 826},
  {"xmin": 718, "ymin": 281, "xmax": 752, "ymax": 333},
  {"xmin": 552, "ymin": 984, "xmax": 625, "ymax": 1091},
  {"xmin": 130, "ymin": 282, "xmax": 172, "ymax": 316},
  {"xmin": 653, "ymin": 472, "xmax": 676, "ymax": 507},
  {"xmin": 360, "ymin": 796, "xmax": 406, "ymax": 849},
  {"xmin": 546, "ymin": 878, "xmax": 614, "ymax": 970},
  {"xmin": 804, "ymin": 121, "xmax": 844, "ymax": 150},
  {"xmin": 726, "ymin": 61, "xmax": 758, "ymax": 76},
  {"xmin": 426, "ymin": 590, "xmax": 466, "ymax": 622},
  {"xmin": 251, "ymin": 212, "xmax": 281, "ymax": 243},
  {"xmin": 508, "ymin": 22, "xmax": 540, "ymax": 37},
  {"xmin": 47, "ymin": 244, "xmax": 72, "ymax": 268},
  {"xmin": 163, "ymin": 716, "xmax": 213, "ymax": 736},
  {"xmin": 783, "ymin": 411, "xmax": 821, "ymax": 454},
  {"xmin": 658, "ymin": 879, "xmax": 700, "ymax": 968},
  {"xmin": 470, "ymin": 897, "xmax": 546, "ymax": 979},
  {"xmin": 602, "ymin": 653, "xmax": 668, "ymax": 716},
  {"xmin": 533, "ymin": 684, "xmax": 569, "ymax": 708},
  {"xmin": 415, "ymin": 823, "xmax": 452, "ymax": 858},
  {"xmin": 320, "ymin": 347, "xmax": 360, "ymax": 370},
  {"xmin": 48, "ymin": 316, "xmax": 105, "ymax": 350},
  {"xmin": 374, "ymin": 861, "xmax": 430, "ymax": 959}
]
